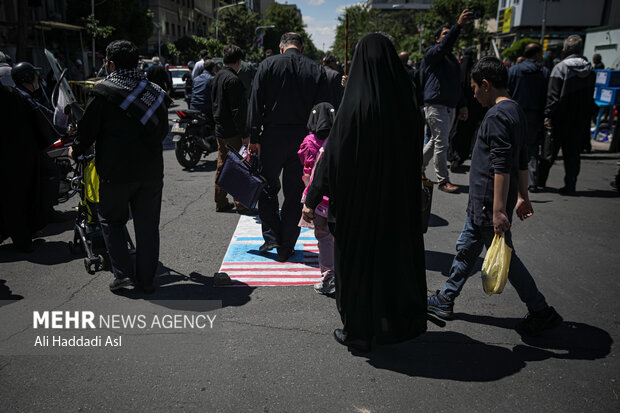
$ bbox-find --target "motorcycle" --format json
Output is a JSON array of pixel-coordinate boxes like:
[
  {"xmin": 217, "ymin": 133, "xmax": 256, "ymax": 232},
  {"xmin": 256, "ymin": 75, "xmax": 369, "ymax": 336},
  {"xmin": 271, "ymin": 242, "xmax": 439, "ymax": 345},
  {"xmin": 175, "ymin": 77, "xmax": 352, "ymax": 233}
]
[{"xmin": 171, "ymin": 109, "xmax": 218, "ymax": 169}]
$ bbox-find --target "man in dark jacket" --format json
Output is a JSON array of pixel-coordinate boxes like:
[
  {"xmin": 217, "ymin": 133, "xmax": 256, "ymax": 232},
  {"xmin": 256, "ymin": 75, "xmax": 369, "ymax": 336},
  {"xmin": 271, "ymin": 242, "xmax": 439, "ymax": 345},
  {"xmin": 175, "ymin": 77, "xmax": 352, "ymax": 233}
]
[
  {"xmin": 146, "ymin": 56, "xmax": 171, "ymax": 93},
  {"xmin": 538, "ymin": 35, "xmax": 596, "ymax": 195},
  {"xmin": 247, "ymin": 32, "xmax": 329, "ymax": 262},
  {"xmin": 70, "ymin": 40, "xmax": 171, "ymax": 292},
  {"xmin": 507, "ymin": 43, "xmax": 549, "ymax": 192},
  {"xmin": 211, "ymin": 45, "xmax": 252, "ymax": 214},
  {"xmin": 421, "ymin": 9, "xmax": 473, "ymax": 193}
]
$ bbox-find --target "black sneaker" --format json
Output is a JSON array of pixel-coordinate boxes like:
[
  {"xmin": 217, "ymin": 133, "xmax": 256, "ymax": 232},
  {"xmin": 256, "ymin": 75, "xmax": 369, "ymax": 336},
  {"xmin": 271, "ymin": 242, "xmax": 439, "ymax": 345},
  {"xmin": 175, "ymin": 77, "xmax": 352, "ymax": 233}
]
[
  {"xmin": 427, "ymin": 290, "xmax": 454, "ymax": 320},
  {"xmin": 109, "ymin": 277, "xmax": 133, "ymax": 291},
  {"xmin": 515, "ymin": 306, "xmax": 563, "ymax": 336},
  {"xmin": 259, "ymin": 242, "xmax": 280, "ymax": 253}
]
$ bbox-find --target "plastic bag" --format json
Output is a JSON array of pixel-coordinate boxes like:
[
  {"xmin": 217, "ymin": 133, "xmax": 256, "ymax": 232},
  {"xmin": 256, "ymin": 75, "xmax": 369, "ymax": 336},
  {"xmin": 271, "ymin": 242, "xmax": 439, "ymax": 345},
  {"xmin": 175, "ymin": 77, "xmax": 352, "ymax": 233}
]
[{"xmin": 481, "ymin": 233, "xmax": 512, "ymax": 295}]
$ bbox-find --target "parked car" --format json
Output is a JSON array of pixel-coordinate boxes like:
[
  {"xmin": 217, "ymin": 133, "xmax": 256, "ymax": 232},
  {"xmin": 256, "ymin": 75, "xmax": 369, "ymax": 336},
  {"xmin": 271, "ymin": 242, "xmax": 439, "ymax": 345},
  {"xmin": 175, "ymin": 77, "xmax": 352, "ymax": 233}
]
[{"xmin": 169, "ymin": 65, "xmax": 190, "ymax": 97}]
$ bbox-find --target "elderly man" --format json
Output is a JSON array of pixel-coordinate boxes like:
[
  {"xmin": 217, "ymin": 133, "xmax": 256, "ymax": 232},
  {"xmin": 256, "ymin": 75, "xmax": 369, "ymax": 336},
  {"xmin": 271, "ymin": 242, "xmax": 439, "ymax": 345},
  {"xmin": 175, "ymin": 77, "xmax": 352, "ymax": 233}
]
[
  {"xmin": 0, "ymin": 51, "xmax": 14, "ymax": 87},
  {"xmin": 247, "ymin": 32, "xmax": 329, "ymax": 262},
  {"xmin": 146, "ymin": 56, "xmax": 171, "ymax": 93},
  {"xmin": 537, "ymin": 35, "xmax": 596, "ymax": 195}
]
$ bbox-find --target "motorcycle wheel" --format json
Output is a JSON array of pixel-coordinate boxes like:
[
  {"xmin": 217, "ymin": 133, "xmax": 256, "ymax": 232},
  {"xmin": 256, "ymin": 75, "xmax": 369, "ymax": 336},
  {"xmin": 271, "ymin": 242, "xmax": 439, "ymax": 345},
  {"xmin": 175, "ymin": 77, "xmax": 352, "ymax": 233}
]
[{"xmin": 175, "ymin": 135, "xmax": 202, "ymax": 169}]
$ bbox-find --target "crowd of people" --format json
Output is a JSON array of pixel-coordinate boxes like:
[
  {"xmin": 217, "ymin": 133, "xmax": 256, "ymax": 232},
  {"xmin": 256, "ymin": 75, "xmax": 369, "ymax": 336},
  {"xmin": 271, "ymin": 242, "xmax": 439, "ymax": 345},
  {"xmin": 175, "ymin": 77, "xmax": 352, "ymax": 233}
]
[{"xmin": 0, "ymin": 7, "xmax": 612, "ymax": 352}]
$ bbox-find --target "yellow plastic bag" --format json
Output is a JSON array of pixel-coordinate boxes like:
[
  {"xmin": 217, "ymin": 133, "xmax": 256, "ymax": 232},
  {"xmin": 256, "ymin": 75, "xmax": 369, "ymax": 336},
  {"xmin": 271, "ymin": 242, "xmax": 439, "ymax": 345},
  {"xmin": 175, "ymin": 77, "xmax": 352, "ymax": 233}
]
[{"xmin": 481, "ymin": 233, "xmax": 512, "ymax": 295}]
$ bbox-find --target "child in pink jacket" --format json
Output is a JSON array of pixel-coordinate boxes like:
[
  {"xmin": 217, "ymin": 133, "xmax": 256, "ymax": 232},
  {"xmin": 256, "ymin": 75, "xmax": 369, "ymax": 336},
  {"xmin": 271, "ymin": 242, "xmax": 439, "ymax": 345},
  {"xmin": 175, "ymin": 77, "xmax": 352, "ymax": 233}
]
[{"xmin": 298, "ymin": 102, "xmax": 335, "ymax": 295}]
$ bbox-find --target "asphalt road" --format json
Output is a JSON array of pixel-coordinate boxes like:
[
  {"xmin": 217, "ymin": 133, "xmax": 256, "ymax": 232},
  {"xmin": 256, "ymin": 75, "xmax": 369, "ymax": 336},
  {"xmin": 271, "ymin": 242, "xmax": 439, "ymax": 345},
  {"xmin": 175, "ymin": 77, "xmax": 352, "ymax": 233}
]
[{"xmin": 1, "ymin": 98, "xmax": 619, "ymax": 412}]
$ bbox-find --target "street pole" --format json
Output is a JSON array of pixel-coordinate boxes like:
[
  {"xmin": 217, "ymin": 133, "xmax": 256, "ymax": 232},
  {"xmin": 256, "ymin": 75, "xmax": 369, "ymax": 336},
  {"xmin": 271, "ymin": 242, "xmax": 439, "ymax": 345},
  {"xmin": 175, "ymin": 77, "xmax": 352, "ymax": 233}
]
[
  {"xmin": 91, "ymin": 0, "xmax": 95, "ymax": 71},
  {"xmin": 540, "ymin": 0, "xmax": 548, "ymax": 44},
  {"xmin": 216, "ymin": 1, "xmax": 245, "ymax": 42}
]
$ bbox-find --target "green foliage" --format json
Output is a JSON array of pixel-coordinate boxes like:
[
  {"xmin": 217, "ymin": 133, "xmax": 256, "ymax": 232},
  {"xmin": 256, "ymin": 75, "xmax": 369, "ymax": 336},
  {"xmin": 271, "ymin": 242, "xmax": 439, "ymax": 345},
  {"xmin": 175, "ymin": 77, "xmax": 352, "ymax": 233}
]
[
  {"xmin": 501, "ymin": 37, "xmax": 539, "ymax": 61},
  {"xmin": 83, "ymin": 14, "xmax": 114, "ymax": 39},
  {"xmin": 332, "ymin": 0, "xmax": 498, "ymax": 64},
  {"xmin": 173, "ymin": 36, "xmax": 224, "ymax": 63},
  {"xmin": 417, "ymin": 0, "xmax": 497, "ymax": 50},
  {"xmin": 67, "ymin": 0, "xmax": 153, "ymax": 48},
  {"xmin": 209, "ymin": 4, "xmax": 260, "ymax": 56},
  {"xmin": 332, "ymin": 5, "xmax": 425, "ymax": 64},
  {"xmin": 262, "ymin": 2, "xmax": 306, "ymax": 53}
]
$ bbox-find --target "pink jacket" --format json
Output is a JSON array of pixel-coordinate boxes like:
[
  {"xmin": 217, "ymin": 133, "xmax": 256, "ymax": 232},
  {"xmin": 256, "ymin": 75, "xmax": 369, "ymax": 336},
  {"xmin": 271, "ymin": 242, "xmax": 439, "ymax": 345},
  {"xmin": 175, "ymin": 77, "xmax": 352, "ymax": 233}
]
[{"xmin": 298, "ymin": 133, "xmax": 329, "ymax": 216}]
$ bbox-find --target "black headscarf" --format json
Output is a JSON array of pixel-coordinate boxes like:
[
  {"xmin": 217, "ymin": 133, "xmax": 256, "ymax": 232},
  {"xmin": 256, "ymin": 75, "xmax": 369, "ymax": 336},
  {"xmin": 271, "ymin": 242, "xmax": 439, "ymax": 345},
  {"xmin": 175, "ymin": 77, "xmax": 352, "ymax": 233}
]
[
  {"xmin": 306, "ymin": 102, "xmax": 335, "ymax": 141},
  {"xmin": 306, "ymin": 33, "xmax": 427, "ymax": 345}
]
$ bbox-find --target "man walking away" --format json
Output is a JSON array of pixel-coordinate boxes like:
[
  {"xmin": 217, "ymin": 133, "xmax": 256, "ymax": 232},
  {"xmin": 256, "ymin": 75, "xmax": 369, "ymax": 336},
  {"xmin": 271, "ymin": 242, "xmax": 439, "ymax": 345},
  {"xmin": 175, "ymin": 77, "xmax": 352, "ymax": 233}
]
[
  {"xmin": 211, "ymin": 45, "xmax": 254, "ymax": 214},
  {"xmin": 146, "ymin": 56, "xmax": 171, "ymax": 93},
  {"xmin": 247, "ymin": 32, "xmax": 329, "ymax": 262},
  {"xmin": 507, "ymin": 43, "xmax": 549, "ymax": 192},
  {"xmin": 427, "ymin": 57, "xmax": 562, "ymax": 336},
  {"xmin": 538, "ymin": 35, "xmax": 596, "ymax": 195},
  {"xmin": 192, "ymin": 49, "xmax": 208, "ymax": 79},
  {"xmin": 70, "ymin": 40, "xmax": 171, "ymax": 293},
  {"xmin": 421, "ymin": 9, "xmax": 473, "ymax": 193}
]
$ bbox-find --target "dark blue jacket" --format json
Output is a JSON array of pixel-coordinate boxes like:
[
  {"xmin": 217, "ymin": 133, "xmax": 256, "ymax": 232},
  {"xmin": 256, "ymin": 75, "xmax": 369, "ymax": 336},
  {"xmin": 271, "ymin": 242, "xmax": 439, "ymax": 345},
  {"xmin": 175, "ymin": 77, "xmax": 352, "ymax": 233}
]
[
  {"xmin": 422, "ymin": 24, "xmax": 463, "ymax": 108},
  {"xmin": 190, "ymin": 71, "xmax": 214, "ymax": 116},
  {"xmin": 507, "ymin": 59, "xmax": 549, "ymax": 112}
]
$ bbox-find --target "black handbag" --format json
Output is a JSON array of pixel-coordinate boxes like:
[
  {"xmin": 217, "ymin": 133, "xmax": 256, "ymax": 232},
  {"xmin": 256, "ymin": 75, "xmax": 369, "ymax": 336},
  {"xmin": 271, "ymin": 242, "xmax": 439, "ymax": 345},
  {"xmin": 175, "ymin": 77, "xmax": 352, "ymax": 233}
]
[{"xmin": 215, "ymin": 145, "xmax": 266, "ymax": 209}]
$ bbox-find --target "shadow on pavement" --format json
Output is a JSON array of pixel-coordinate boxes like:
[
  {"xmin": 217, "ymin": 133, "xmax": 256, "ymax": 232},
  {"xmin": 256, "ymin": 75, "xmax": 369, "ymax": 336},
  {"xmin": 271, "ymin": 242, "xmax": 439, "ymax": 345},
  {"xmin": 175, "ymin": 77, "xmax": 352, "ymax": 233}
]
[
  {"xmin": 114, "ymin": 266, "xmax": 255, "ymax": 310},
  {"xmin": 425, "ymin": 250, "xmax": 483, "ymax": 277},
  {"xmin": 0, "ymin": 279, "xmax": 24, "ymax": 308},
  {"xmin": 574, "ymin": 189, "xmax": 619, "ymax": 198},
  {"xmin": 182, "ymin": 159, "xmax": 217, "ymax": 173},
  {"xmin": 0, "ymin": 240, "xmax": 77, "ymax": 266},
  {"xmin": 364, "ymin": 316, "xmax": 611, "ymax": 381},
  {"xmin": 428, "ymin": 213, "xmax": 449, "ymax": 227},
  {"xmin": 458, "ymin": 313, "xmax": 613, "ymax": 361}
]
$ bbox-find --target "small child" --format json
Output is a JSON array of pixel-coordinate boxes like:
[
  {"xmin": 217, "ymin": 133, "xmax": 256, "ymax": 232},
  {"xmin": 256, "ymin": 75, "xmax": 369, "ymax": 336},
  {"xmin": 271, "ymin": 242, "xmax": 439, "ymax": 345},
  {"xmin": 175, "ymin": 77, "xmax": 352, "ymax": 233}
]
[
  {"xmin": 298, "ymin": 102, "xmax": 336, "ymax": 295},
  {"xmin": 426, "ymin": 57, "xmax": 562, "ymax": 336}
]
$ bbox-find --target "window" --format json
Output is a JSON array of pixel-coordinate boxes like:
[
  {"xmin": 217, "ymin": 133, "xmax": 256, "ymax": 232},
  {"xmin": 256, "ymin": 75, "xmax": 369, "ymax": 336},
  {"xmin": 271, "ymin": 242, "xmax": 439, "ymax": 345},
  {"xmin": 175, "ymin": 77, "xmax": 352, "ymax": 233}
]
[
  {"xmin": 172, "ymin": 24, "xmax": 175, "ymax": 36},
  {"xmin": 165, "ymin": 22, "xmax": 169, "ymax": 35}
]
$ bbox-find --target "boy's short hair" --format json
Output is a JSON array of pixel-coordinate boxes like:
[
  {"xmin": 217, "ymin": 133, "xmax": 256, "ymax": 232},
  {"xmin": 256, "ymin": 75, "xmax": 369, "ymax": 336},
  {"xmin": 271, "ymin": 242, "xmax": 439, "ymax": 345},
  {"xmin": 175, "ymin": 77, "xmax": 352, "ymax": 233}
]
[
  {"xmin": 471, "ymin": 56, "xmax": 508, "ymax": 89},
  {"xmin": 106, "ymin": 40, "xmax": 139, "ymax": 70},
  {"xmin": 523, "ymin": 43, "xmax": 542, "ymax": 59},
  {"xmin": 223, "ymin": 45, "xmax": 244, "ymax": 64}
]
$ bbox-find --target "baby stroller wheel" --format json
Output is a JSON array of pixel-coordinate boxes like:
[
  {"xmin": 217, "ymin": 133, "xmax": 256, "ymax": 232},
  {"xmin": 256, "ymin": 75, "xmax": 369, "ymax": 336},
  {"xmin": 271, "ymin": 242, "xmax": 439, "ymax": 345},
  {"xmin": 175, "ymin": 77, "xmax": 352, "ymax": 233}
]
[{"xmin": 84, "ymin": 254, "xmax": 105, "ymax": 274}]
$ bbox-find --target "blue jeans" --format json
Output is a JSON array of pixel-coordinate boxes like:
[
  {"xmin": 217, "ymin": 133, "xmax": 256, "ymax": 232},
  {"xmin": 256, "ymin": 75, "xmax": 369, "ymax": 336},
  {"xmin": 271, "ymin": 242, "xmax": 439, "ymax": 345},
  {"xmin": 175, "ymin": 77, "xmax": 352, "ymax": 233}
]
[{"xmin": 440, "ymin": 216, "xmax": 548, "ymax": 313}]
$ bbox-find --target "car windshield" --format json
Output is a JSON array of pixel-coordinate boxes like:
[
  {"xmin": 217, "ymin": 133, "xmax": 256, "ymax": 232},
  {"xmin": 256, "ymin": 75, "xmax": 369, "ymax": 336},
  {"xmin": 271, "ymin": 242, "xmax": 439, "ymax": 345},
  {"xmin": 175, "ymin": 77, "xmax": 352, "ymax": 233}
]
[{"xmin": 170, "ymin": 69, "xmax": 187, "ymax": 78}]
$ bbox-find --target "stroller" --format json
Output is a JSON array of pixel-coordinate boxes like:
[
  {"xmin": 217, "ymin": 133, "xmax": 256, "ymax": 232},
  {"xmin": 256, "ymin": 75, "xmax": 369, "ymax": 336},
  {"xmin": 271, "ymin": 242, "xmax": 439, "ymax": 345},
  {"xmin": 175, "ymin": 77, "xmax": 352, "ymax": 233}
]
[{"xmin": 68, "ymin": 154, "xmax": 135, "ymax": 274}]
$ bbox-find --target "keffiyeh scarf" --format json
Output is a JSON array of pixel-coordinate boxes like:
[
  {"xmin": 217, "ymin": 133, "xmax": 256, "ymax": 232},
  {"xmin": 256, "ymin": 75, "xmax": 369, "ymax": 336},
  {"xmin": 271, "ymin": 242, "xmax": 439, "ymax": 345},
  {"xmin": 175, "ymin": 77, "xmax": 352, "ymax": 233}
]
[{"xmin": 93, "ymin": 68, "xmax": 171, "ymax": 133}]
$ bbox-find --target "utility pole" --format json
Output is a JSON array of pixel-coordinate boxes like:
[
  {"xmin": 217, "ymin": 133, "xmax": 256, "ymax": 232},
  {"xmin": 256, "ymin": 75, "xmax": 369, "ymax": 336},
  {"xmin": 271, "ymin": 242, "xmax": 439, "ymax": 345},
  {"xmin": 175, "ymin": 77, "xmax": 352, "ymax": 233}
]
[
  {"xmin": 540, "ymin": 0, "xmax": 548, "ymax": 44},
  {"xmin": 91, "ymin": 0, "xmax": 96, "ymax": 71}
]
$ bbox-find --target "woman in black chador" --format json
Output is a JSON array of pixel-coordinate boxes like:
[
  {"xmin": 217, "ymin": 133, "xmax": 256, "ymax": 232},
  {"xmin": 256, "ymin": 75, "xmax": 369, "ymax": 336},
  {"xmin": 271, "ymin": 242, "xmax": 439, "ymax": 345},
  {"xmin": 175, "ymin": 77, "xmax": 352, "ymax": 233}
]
[{"xmin": 303, "ymin": 33, "xmax": 427, "ymax": 352}]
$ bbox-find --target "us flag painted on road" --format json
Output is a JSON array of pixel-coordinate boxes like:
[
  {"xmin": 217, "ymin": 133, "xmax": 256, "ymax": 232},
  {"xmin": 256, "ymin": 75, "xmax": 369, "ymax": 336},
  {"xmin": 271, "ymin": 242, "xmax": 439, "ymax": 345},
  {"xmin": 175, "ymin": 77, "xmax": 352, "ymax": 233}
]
[{"xmin": 217, "ymin": 215, "xmax": 322, "ymax": 286}]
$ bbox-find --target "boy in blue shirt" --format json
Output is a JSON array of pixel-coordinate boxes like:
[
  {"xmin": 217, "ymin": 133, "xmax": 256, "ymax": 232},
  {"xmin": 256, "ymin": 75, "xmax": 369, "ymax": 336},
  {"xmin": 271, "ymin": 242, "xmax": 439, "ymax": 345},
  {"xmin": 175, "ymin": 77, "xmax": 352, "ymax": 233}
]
[{"xmin": 427, "ymin": 57, "xmax": 562, "ymax": 336}]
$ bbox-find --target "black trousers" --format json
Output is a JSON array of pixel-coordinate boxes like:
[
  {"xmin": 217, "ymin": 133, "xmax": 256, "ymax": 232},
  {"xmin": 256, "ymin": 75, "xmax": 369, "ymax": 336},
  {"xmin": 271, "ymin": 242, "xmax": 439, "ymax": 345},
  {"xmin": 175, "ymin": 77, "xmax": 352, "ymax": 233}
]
[
  {"xmin": 537, "ymin": 134, "xmax": 581, "ymax": 191},
  {"xmin": 98, "ymin": 179, "xmax": 163, "ymax": 288},
  {"xmin": 258, "ymin": 126, "xmax": 306, "ymax": 250}
]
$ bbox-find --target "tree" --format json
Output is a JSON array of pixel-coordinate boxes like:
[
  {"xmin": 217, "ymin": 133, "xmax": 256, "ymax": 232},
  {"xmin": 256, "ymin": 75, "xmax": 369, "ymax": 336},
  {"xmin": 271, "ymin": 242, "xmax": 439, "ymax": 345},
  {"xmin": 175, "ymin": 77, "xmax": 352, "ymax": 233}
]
[
  {"xmin": 173, "ymin": 36, "xmax": 224, "ymax": 64},
  {"xmin": 209, "ymin": 4, "xmax": 261, "ymax": 58},
  {"xmin": 67, "ymin": 0, "xmax": 154, "ymax": 50},
  {"xmin": 501, "ymin": 37, "xmax": 539, "ymax": 62},
  {"xmin": 261, "ymin": 3, "xmax": 321, "ymax": 60},
  {"xmin": 417, "ymin": 0, "xmax": 498, "ymax": 51}
]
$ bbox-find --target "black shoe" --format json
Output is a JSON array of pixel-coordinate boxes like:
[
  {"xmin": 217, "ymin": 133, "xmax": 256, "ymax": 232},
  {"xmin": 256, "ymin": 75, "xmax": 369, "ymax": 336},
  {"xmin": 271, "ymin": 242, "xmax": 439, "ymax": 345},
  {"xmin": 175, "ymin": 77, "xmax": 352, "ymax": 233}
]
[
  {"xmin": 333, "ymin": 329, "xmax": 371, "ymax": 353},
  {"xmin": 515, "ymin": 306, "xmax": 563, "ymax": 336},
  {"xmin": 259, "ymin": 242, "xmax": 280, "ymax": 253},
  {"xmin": 427, "ymin": 290, "xmax": 455, "ymax": 320},
  {"xmin": 237, "ymin": 207, "xmax": 259, "ymax": 216},
  {"xmin": 528, "ymin": 185, "xmax": 541, "ymax": 193},
  {"xmin": 558, "ymin": 186, "xmax": 577, "ymax": 196},
  {"xmin": 109, "ymin": 277, "xmax": 133, "ymax": 291},
  {"xmin": 277, "ymin": 248, "xmax": 295, "ymax": 262},
  {"xmin": 216, "ymin": 202, "xmax": 235, "ymax": 212}
]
